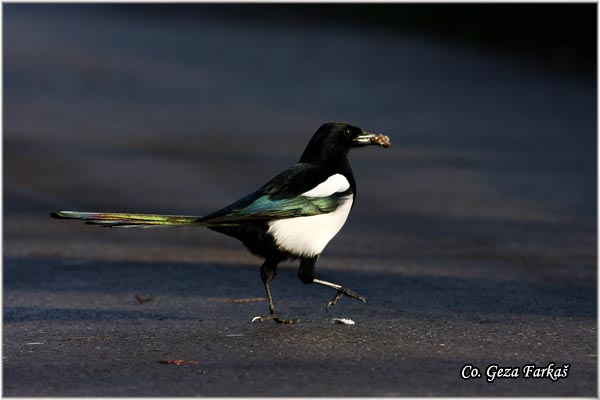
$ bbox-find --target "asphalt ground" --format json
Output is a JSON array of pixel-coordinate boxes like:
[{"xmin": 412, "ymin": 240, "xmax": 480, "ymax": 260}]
[{"xmin": 3, "ymin": 5, "xmax": 597, "ymax": 396}]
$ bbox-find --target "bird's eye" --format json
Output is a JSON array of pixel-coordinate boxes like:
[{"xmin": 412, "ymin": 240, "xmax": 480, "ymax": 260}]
[{"xmin": 343, "ymin": 128, "xmax": 352, "ymax": 137}]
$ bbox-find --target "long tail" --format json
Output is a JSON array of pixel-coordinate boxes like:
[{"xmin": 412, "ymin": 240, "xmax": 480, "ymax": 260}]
[{"xmin": 51, "ymin": 211, "xmax": 204, "ymax": 228}]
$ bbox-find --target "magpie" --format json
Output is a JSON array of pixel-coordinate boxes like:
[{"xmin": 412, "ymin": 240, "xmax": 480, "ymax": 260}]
[{"xmin": 51, "ymin": 122, "xmax": 391, "ymax": 323}]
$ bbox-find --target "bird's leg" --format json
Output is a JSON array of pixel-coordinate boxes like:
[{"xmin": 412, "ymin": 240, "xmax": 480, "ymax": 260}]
[
  {"xmin": 251, "ymin": 260, "xmax": 299, "ymax": 324},
  {"xmin": 298, "ymin": 257, "xmax": 367, "ymax": 312},
  {"xmin": 312, "ymin": 278, "xmax": 368, "ymax": 311}
]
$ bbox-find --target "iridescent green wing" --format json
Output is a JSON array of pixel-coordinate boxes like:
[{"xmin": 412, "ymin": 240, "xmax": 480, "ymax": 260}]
[{"xmin": 198, "ymin": 164, "xmax": 352, "ymax": 225}]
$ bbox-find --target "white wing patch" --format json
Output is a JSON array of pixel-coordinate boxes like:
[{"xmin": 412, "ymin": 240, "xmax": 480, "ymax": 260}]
[
  {"xmin": 267, "ymin": 195, "xmax": 353, "ymax": 257},
  {"xmin": 302, "ymin": 174, "xmax": 350, "ymax": 197}
]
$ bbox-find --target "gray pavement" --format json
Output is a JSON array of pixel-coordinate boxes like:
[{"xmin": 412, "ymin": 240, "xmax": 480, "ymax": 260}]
[{"xmin": 3, "ymin": 5, "xmax": 596, "ymax": 396}]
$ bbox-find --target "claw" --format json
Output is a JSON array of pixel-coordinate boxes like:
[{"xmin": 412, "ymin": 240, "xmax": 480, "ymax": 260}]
[
  {"xmin": 325, "ymin": 287, "xmax": 368, "ymax": 311},
  {"xmin": 251, "ymin": 314, "xmax": 300, "ymax": 324},
  {"xmin": 326, "ymin": 291, "xmax": 345, "ymax": 312}
]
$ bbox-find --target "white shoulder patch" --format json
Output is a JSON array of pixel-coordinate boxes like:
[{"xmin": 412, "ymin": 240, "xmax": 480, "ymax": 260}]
[
  {"xmin": 267, "ymin": 194, "xmax": 353, "ymax": 257},
  {"xmin": 302, "ymin": 174, "xmax": 350, "ymax": 198}
]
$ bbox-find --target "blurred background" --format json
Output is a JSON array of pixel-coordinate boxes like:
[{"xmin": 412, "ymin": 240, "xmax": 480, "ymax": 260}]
[
  {"xmin": 4, "ymin": 3, "xmax": 596, "ymax": 258},
  {"xmin": 3, "ymin": 3, "xmax": 597, "ymax": 396}
]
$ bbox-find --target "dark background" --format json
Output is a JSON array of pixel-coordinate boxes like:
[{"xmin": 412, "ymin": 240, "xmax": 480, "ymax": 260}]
[
  {"xmin": 121, "ymin": 3, "xmax": 597, "ymax": 76},
  {"xmin": 3, "ymin": 3, "xmax": 597, "ymax": 396}
]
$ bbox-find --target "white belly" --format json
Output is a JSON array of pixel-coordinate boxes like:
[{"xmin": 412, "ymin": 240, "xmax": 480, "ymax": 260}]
[{"xmin": 267, "ymin": 195, "xmax": 353, "ymax": 258}]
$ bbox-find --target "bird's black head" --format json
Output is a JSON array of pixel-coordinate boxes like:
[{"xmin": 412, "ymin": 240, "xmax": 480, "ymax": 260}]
[{"xmin": 299, "ymin": 122, "xmax": 390, "ymax": 167}]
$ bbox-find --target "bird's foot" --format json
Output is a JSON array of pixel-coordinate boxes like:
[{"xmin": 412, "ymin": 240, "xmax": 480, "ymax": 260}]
[
  {"xmin": 251, "ymin": 313, "xmax": 300, "ymax": 324},
  {"xmin": 326, "ymin": 287, "xmax": 368, "ymax": 311}
]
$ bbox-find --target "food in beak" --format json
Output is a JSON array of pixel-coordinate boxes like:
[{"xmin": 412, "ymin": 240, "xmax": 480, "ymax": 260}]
[{"xmin": 371, "ymin": 134, "xmax": 391, "ymax": 148}]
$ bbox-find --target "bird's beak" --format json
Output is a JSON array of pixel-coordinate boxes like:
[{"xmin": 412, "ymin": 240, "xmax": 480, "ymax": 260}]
[{"xmin": 353, "ymin": 131, "xmax": 391, "ymax": 148}]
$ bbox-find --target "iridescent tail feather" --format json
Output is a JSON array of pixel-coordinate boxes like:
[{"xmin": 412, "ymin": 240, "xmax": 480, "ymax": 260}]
[{"xmin": 50, "ymin": 211, "xmax": 203, "ymax": 228}]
